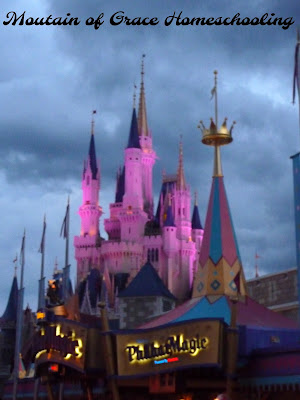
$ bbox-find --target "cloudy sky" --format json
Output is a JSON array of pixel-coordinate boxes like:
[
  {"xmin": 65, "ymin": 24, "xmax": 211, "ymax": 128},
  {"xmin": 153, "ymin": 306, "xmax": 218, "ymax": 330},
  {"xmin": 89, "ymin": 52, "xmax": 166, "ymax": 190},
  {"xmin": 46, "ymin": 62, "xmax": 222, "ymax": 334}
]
[{"xmin": 0, "ymin": 0, "xmax": 299, "ymax": 312}]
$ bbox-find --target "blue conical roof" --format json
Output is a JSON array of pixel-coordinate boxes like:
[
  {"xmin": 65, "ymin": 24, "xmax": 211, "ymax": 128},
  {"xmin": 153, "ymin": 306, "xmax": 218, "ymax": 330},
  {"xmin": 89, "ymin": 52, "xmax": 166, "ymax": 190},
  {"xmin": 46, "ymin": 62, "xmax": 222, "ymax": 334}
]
[
  {"xmin": 164, "ymin": 205, "xmax": 175, "ymax": 227},
  {"xmin": 88, "ymin": 134, "xmax": 98, "ymax": 179},
  {"xmin": 0, "ymin": 276, "xmax": 18, "ymax": 323},
  {"xmin": 118, "ymin": 261, "xmax": 175, "ymax": 300},
  {"xmin": 191, "ymin": 204, "xmax": 203, "ymax": 230},
  {"xmin": 127, "ymin": 108, "xmax": 141, "ymax": 149}
]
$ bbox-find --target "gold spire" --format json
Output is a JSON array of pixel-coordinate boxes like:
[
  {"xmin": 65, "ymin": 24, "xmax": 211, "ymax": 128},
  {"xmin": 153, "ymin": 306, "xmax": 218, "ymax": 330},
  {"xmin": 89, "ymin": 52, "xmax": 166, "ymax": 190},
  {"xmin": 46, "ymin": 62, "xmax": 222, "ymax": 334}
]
[
  {"xmin": 91, "ymin": 110, "xmax": 96, "ymax": 135},
  {"xmin": 137, "ymin": 54, "xmax": 150, "ymax": 136},
  {"xmin": 198, "ymin": 71, "xmax": 236, "ymax": 178},
  {"xmin": 176, "ymin": 136, "xmax": 186, "ymax": 190}
]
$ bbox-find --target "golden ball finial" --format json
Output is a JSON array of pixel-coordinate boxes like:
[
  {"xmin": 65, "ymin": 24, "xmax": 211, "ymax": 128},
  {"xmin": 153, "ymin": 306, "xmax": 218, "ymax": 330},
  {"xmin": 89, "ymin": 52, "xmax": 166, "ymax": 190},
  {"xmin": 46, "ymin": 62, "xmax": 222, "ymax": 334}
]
[{"xmin": 214, "ymin": 70, "xmax": 218, "ymax": 75}]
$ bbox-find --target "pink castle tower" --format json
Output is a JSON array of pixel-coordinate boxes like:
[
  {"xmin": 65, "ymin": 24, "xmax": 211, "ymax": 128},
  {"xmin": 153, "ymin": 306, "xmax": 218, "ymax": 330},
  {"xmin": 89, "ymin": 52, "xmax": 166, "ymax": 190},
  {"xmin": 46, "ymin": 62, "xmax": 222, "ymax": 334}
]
[
  {"xmin": 137, "ymin": 56, "xmax": 156, "ymax": 218},
  {"xmin": 74, "ymin": 114, "xmax": 103, "ymax": 283}
]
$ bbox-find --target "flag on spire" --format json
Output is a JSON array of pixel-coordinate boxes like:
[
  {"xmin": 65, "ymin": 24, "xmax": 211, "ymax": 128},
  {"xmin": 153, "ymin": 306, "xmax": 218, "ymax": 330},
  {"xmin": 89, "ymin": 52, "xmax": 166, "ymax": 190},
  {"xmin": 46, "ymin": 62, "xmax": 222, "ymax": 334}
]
[
  {"xmin": 38, "ymin": 216, "xmax": 46, "ymax": 254},
  {"xmin": 60, "ymin": 200, "xmax": 70, "ymax": 239},
  {"xmin": 293, "ymin": 29, "xmax": 300, "ymax": 104},
  {"xmin": 20, "ymin": 231, "xmax": 25, "ymax": 271}
]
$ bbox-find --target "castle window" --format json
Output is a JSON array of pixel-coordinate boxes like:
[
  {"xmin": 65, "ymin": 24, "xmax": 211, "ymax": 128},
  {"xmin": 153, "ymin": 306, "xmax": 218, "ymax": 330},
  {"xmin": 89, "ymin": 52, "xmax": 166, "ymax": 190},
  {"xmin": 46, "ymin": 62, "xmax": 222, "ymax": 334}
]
[
  {"xmin": 147, "ymin": 249, "xmax": 151, "ymax": 261},
  {"xmin": 86, "ymin": 176, "xmax": 90, "ymax": 185},
  {"xmin": 151, "ymin": 248, "xmax": 155, "ymax": 262},
  {"xmin": 129, "ymin": 227, "xmax": 131, "ymax": 234},
  {"xmin": 183, "ymin": 207, "xmax": 185, "ymax": 216},
  {"xmin": 155, "ymin": 249, "xmax": 159, "ymax": 262},
  {"xmin": 178, "ymin": 208, "xmax": 181, "ymax": 216}
]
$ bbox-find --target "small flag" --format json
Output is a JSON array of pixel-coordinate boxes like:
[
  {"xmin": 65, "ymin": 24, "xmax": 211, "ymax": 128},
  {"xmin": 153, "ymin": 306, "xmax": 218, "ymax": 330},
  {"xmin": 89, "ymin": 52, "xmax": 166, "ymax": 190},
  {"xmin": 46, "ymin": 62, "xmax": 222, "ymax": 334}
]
[
  {"xmin": 255, "ymin": 253, "xmax": 261, "ymax": 259},
  {"xmin": 293, "ymin": 29, "xmax": 300, "ymax": 104},
  {"xmin": 211, "ymin": 85, "xmax": 216, "ymax": 100},
  {"xmin": 38, "ymin": 216, "xmax": 46, "ymax": 254},
  {"xmin": 20, "ymin": 231, "xmax": 25, "ymax": 267},
  {"xmin": 92, "ymin": 110, "xmax": 96, "ymax": 114},
  {"xmin": 13, "ymin": 255, "xmax": 17, "ymax": 263},
  {"xmin": 60, "ymin": 201, "xmax": 70, "ymax": 239}
]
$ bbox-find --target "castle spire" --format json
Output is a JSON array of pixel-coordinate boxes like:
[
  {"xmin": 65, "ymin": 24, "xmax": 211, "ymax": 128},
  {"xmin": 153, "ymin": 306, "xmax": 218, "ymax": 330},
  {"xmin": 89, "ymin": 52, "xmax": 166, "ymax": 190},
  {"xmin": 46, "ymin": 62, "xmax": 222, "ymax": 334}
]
[
  {"xmin": 127, "ymin": 108, "xmax": 141, "ymax": 149},
  {"xmin": 193, "ymin": 71, "xmax": 246, "ymax": 298},
  {"xmin": 88, "ymin": 110, "xmax": 98, "ymax": 179},
  {"xmin": 137, "ymin": 54, "xmax": 150, "ymax": 137},
  {"xmin": 176, "ymin": 137, "xmax": 186, "ymax": 190},
  {"xmin": 191, "ymin": 192, "xmax": 203, "ymax": 230}
]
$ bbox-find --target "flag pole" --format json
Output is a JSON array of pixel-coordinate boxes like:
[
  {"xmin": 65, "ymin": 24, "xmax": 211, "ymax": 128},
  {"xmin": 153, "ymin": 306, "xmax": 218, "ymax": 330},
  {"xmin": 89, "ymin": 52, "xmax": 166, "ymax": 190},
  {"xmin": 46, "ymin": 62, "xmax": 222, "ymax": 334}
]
[
  {"xmin": 38, "ymin": 215, "xmax": 46, "ymax": 309},
  {"xmin": 61, "ymin": 196, "xmax": 70, "ymax": 302},
  {"xmin": 13, "ymin": 230, "xmax": 26, "ymax": 400}
]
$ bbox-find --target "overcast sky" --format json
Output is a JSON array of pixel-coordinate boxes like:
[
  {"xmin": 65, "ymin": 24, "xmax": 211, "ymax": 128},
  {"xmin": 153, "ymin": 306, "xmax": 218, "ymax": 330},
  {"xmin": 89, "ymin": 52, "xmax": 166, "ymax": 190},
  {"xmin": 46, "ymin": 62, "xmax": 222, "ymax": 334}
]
[{"xmin": 0, "ymin": 0, "xmax": 299, "ymax": 313}]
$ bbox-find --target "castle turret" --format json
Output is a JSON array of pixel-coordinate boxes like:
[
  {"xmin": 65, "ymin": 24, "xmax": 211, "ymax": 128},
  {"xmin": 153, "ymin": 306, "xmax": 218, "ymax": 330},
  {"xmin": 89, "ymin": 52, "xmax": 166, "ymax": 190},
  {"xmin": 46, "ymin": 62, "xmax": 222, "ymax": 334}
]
[
  {"xmin": 193, "ymin": 71, "xmax": 247, "ymax": 298},
  {"xmin": 120, "ymin": 106, "xmax": 147, "ymax": 241},
  {"xmin": 123, "ymin": 107, "xmax": 143, "ymax": 210},
  {"xmin": 137, "ymin": 56, "xmax": 156, "ymax": 218},
  {"xmin": 162, "ymin": 196, "xmax": 178, "ymax": 294},
  {"xmin": 173, "ymin": 140, "xmax": 192, "ymax": 241},
  {"xmin": 74, "ymin": 113, "xmax": 103, "ymax": 282},
  {"xmin": 79, "ymin": 115, "xmax": 102, "ymax": 237}
]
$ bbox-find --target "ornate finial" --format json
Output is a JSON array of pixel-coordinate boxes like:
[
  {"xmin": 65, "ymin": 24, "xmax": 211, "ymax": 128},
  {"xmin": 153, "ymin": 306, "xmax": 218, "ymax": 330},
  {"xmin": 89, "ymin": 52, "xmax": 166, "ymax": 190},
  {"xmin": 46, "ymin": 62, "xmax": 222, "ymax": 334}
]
[
  {"xmin": 13, "ymin": 254, "xmax": 18, "ymax": 277},
  {"xmin": 133, "ymin": 83, "xmax": 137, "ymax": 109},
  {"xmin": 198, "ymin": 71, "xmax": 235, "ymax": 177},
  {"xmin": 141, "ymin": 54, "xmax": 145, "ymax": 81},
  {"xmin": 213, "ymin": 70, "xmax": 218, "ymax": 127},
  {"xmin": 194, "ymin": 191, "xmax": 198, "ymax": 206},
  {"xmin": 91, "ymin": 110, "xmax": 96, "ymax": 135}
]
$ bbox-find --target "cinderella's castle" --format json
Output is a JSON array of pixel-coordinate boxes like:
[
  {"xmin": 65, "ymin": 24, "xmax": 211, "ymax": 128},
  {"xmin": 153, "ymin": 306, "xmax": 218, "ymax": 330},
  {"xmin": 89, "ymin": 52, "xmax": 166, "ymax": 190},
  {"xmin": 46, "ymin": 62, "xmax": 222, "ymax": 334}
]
[{"xmin": 74, "ymin": 60, "xmax": 204, "ymax": 318}]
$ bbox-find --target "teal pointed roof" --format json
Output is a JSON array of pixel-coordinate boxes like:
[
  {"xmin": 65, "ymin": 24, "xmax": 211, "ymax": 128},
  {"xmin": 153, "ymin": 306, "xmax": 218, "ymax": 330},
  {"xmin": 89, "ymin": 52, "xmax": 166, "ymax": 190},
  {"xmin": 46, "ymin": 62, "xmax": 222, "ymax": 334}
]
[
  {"xmin": 199, "ymin": 176, "xmax": 241, "ymax": 267},
  {"xmin": 127, "ymin": 108, "xmax": 141, "ymax": 149},
  {"xmin": 0, "ymin": 276, "xmax": 18, "ymax": 324},
  {"xmin": 118, "ymin": 261, "xmax": 175, "ymax": 300}
]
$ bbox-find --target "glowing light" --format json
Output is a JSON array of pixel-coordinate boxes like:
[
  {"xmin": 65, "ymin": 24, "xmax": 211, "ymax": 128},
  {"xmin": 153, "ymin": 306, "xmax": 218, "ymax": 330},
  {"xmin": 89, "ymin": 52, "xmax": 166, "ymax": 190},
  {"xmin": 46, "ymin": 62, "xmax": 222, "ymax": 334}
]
[
  {"xmin": 36, "ymin": 312, "xmax": 45, "ymax": 320},
  {"xmin": 126, "ymin": 333, "xmax": 209, "ymax": 363},
  {"xmin": 49, "ymin": 364, "xmax": 59, "ymax": 372},
  {"xmin": 35, "ymin": 350, "xmax": 47, "ymax": 359}
]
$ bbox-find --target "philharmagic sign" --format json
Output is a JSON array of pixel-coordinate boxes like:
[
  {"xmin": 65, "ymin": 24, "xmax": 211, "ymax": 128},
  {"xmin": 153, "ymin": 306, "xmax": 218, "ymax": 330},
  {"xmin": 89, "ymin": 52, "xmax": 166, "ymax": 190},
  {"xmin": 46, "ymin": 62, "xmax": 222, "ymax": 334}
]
[
  {"xmin": 126, "ymin": 333, "xmax": 209, "ymax": 362},
  {"xmin": 116, "ymin": 320, "xmax": 224, "ymax": 376}
]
